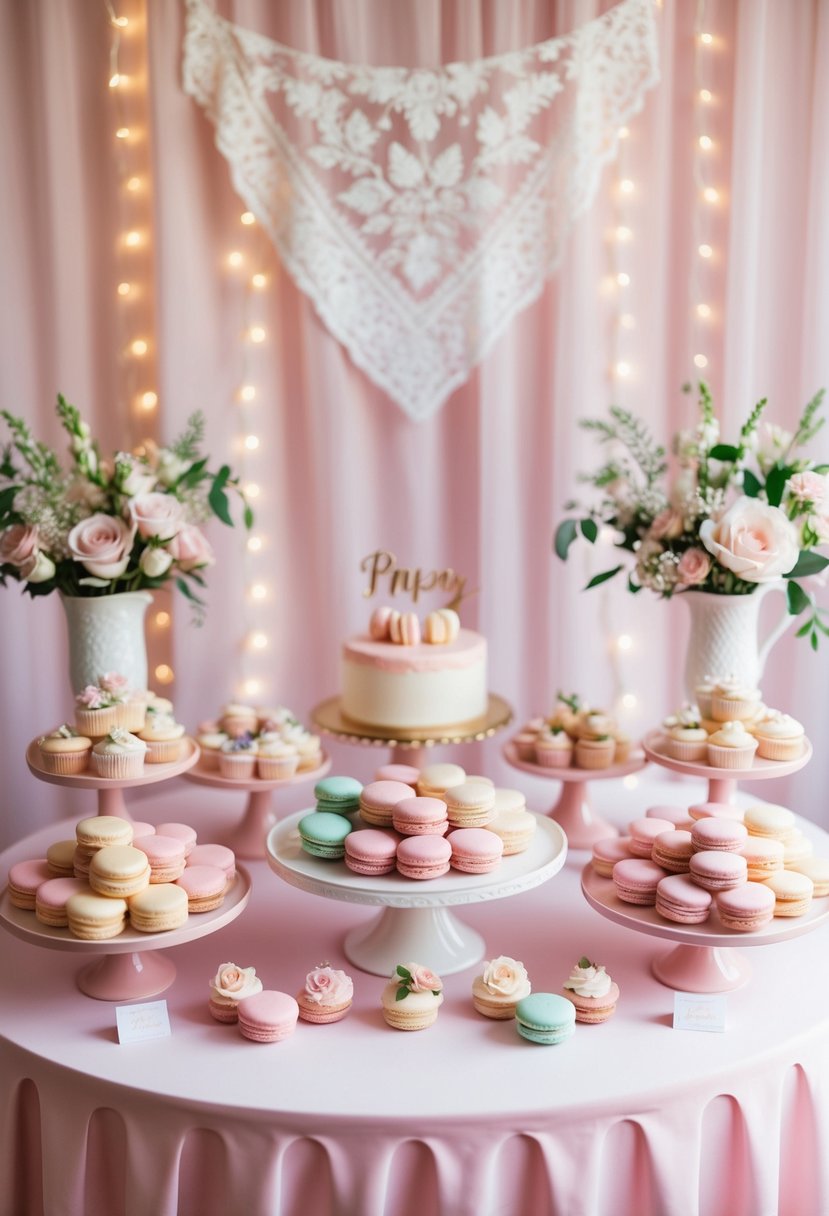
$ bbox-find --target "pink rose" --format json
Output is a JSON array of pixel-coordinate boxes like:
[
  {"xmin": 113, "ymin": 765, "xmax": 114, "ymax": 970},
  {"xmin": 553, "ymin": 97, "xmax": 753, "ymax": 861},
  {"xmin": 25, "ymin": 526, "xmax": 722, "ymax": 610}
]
[
  {"xmin": 676, "ymin": 547, "xmax": 712, "ymax": 586},
  {"xmin": 699, "ymin": 497, "xmax": 800, "ymax": 582},
  {"xmin": 128, "ymin": 492, "xmax": 185, "ymax": 541},
  {"xmin": 168, "ymin": 524, "xmax": 214, "ymax": 571},
  {"xmin": 76, "ymin": 685, "xmax": 105, "ymax": 709},
  {"xmin": 787, "ymin": 471, "xmax": 829, "ymax": 508},
  {"xmin": 0, "ymin": 523, "xmax": 38, "ymax": 567},
  {"xmin": 67, "ymin": 513, "xmax": 135, "ymax": 579},
  {"xmin": 649, "ymin": 508, "xmax": 684, "ymax": 541},
  {"xmin": 99, "ymin": 672, "xmax": 130, "ymax": 697},
  {"xmin": 304, "ymin": 966, "xmax": 354, "ymax": 1005},
  {"xmin": 408, "ymin": 964, "xmax": 443, "ymax": 994},
  {"xmin": 212, "ymin": 963, "xmax": 259, "ymax": 998}
]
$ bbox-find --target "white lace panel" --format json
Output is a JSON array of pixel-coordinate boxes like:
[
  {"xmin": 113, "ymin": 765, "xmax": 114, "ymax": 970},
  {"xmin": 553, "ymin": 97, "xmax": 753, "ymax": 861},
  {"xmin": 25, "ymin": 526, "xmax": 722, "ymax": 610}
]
[{"xmin": 183, "ymin": 0, "xmax": 660, "ymax": 420}]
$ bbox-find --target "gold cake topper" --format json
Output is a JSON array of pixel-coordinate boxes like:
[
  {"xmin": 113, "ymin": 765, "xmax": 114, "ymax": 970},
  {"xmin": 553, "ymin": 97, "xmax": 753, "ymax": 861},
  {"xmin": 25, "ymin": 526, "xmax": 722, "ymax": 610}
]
[{"xmin": 360, "ymin": 549, "xmax": 476, "ymax": 612}]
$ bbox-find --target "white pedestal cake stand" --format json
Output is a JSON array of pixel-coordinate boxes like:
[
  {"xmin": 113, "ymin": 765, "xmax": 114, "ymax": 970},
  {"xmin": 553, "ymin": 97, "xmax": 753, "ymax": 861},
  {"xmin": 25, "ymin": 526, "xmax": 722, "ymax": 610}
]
[
  {"xmin": 26, "ymin": 736, "xmax": 201, "ymax": 820},
  {"xmin": 502, "ymin": 740, "xmax": 647, "ymax": 850},
  {"xmin": 582, "ymin": 858, "xmax": 829, "ymax": 994},
  {"xmin": 311, "ymin": 693, "xmax": 513, "ymax": 767},
  {"xmin": 0, "ymin": 866, "xmax": 251, "ymax": 1001},
  {"xmin": 266, "ymin": 810, "xmax": 566, "ymax": 977},
  {"xmin": 182, "ymin": 753, "xmax": 331, "ymax": 859},
  {"xmin": 641, "ymin": 730, "xmax": 812, "ymax": 804}
]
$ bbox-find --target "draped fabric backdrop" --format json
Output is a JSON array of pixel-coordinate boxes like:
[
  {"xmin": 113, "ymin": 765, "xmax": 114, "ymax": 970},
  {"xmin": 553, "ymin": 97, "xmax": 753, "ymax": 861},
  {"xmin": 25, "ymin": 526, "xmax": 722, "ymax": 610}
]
[{"xmin": 1, "ymin": 0, "xmax": 827, "ymax": 851}]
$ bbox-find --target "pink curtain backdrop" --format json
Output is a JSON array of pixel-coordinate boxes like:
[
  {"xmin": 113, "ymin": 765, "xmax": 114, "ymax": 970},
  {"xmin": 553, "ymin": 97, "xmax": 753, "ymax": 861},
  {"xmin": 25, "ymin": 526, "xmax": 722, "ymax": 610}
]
[{"xmin": 1, "ymin": 0, "xmax": 827, "ymax": 850}]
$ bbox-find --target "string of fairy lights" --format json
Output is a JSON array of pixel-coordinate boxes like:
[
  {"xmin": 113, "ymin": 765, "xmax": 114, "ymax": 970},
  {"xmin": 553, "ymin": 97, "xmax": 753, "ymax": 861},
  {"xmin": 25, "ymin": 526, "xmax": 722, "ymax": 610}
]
[{"xmin": 691, "ymin": 0, "xmax": 725, "ymax": 380}]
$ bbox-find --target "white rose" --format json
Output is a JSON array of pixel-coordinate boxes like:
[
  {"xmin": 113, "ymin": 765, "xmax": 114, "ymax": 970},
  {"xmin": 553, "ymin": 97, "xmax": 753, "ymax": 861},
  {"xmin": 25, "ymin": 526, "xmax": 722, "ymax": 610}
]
[
  {"xmin": 699, "ymin": 496, "xmax": 800, "ymax": 582},
  {"xmin": 116, "ymin": 455, "xmax": 157, "ymax": 498},
  {"xmin": 155, "ymin": 449, "xmax": 190, "ymax": 487},
  {"xmin": 481, "ymin": 956, "xmax": 529, "ymax": 998},
  {"xmin": 19, "ymin": 550, "xmax": 56, "ymax": 583},
  {"xmin": 139, "ymin": 546, "xmax": 173, "ymax": 578}
]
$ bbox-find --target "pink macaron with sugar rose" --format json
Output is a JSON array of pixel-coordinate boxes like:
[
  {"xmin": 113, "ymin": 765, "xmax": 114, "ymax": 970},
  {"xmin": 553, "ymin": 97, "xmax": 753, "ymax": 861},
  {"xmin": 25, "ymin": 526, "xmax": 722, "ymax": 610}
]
[
  {"xmin": 688, "ymin": 801, "xmax": 745, "ymax": 823},
  {"xmin": 396, "ymin": 835, "xmax": 452, "ymax": 880},
  {"xmin": 374, "ymin": 763, "xmax": 421, "ymax": 787},
  {"xmin": 627, "ymin": 817, "xmax": 676, "ymax": 859},
  {"xmin": 359, "ymin": 780, "xmax": 416, "ymax": 829},
  {"xmin": 296, "ymin": 965, "xmax": 354, "ymax": 1024},
  {"xmin": 187, "ymin": 844, "xmax": 236, "ymax": 885},
  {"xmin": 646, "ymin": 805, "xmax": 694, "ymax": 829},
  {"xmin": 175, "ymin": 865, "xmax": 227, "ymax": 913},
  {"xmin": 448, "ymin": 827, "xmax": 504, "ymax": 875},
  {"xmin": 392, "ymin": 796, "xmax": 449, "ymax": 837},
  {"xmin": 655, "ymin": 873, "xmax": 713, "ymax": 924},
  {"xmin": 344, "ymin": 829, "xmax": 401, "ymax": 877},
  {"xmin": 715, "ymin": 881, "xmax": 776, "ymax": 931},
  {"xmin": 591, "ymin": 837, "xmax": 634, "ymax": 878},
  {"xmin": 237, "ymin": 990, "xmax": 299, "ymax": 1043},
  {"xmin": 689, "ymin": 850, "xmax": 748, "ymax": 892},
  {"xmin": 612, "ymin": 858, "xmax": 665, "ymax": 905},
  {"xmin": 690, "ymin": 818, "xmax": 748, "ymax": 853},
  {"xmin": 155, "ymin": 822, "xmax": 198, "ymax": 857},
  {"xmin": 652, "ymin": 830, "xmax": 695, "ymax": 874}
]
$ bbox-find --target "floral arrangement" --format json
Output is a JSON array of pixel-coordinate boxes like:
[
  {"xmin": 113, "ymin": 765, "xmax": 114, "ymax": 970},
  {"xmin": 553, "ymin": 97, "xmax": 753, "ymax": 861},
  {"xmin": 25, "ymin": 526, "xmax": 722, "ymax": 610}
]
[
  {"xmin": 0, "ymin": 394, "xmax": 251, "ymax": 620},
  {"xmin": 394, "ymin": 963, "xmax": 443, "ymax": 1001},
  {"xmin": 555, "ymin": 384, "xmax": 829, "ymax": 648}
]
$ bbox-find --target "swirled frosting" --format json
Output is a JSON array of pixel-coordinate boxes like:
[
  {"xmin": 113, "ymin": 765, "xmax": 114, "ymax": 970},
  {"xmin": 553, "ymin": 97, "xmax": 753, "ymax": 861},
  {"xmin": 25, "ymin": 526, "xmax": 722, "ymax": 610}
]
[{"xmin": 563, "ymin": 958, "xmax": 612, "ymax": 999}]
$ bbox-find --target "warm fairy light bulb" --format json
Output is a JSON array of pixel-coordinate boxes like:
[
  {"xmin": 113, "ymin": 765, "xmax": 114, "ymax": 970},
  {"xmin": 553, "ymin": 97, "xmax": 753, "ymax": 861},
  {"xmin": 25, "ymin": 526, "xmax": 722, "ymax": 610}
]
[
  {"xmin": 245, "ymin": 482, "xmax": 261, "ymax": 499},
  {"xmin": 697, "ymin": 303, "xmax": 712, "ymax": 318},
  {"xmin": 109, "ymin": 73, "xmax": 122, "ymax": 89},
  {"xmin": 116, "ymin": 126, "xmax": 130, "ymax": 140},
  {"xmin": 242, "ymin": 677, "xmax": 262, "ymax": 698},
  {"xmin": 126, "ymin": 176, "xmax": 141, "ymax": 192},
  {"xmin": 620, "ymin": 313, "xmax": 636, "ymax": 330},
  {"xmin": 125, "ymin": 230, "xmax": 141, "ymax": 247},
  {"xmin": 251, "ymin": 273, "xmax": 267, "ymax": 289},
  {"xmin": 155, "ymin": 611, "xmax": 171, "ymax": 628},
  {"xmin": 616, "ymin": 272, "xmax": 630, "ymax": 287},
  {"xmin": 623, "ymin": 775, "xmax": 639, "ymax": 790},
  {"xmin": 699, "ymin": 135, "xmax": 713, "ymax": 150},
  {"xmin": 617, "ymin": 634, "xmax": 633, "ymax": 652},
  {"xmin": 112, "ymin": 14, "xmax": 128, "ymax": 27},
  {"xmin": 227, "ymin": 251, "xmax": 244, "ymax": 268},
  {"xmin": 239, "ymin": 385, "xmax": 256, "ymax": 402},
  {"xmin": 249, "ymin": 583, "xmax": 268, "ymax": 601},
  {"xmin": 618, "ymin": 126, "xmax": 630, "ymax": 140},
  {"xmin": 699, "ymin": 88, "xmax": 713, "ymax": 102},
  {"xmin": 140, "ymin": 391, "xmax": 158, "ymax": 410},
  {"xmin": 117, "ymin": 282, "xmax": 131, "ymax": 296},
  {"xmin": 155, "ymin": 664, "xmax": 174, "ymax": 685},
  {"xmin": 615, "ymin": 361, "xmax": 631, "ymax": 379},
  {"xmin": 240, "ymin": 211, "xmax": 256, "ymax": 226},
  {"xmin": 244, "ymin": 434, "xmax": 260, "ymax": 451},
  {"xmin": 694, "ymin": 354, "xmax": 709, "ymax": 369},
  {"xmin": 703, "ymin": 187, "xmax": 720, "ymax": 203},
  {"xmin": 247, "ymin": 535, "xmax": 263, "ymax": 553},
  {"xmin": 619, "ymin": 178, "xmax": 635, "ymax": 195},
  {"xmin": 622, "ymin": 693, "xmax": 638, "ymax": 710},
  {"xmin": 249, "ymin": 326, "xmax": 266, "ymax": 343},
  {"xmin": 698, "ymin": 243, "xmax": 713, "ymax": 258},
  {"xmin": 700, "ymin": 32, "xmax": 713, "ymax": 45},
  {"xmin": 130, "ymin": 338, "xmax": 149, "ymax": 356},
  {"xmin": 249, "ymin": 631, "xmax": 268, "ymax": 651},
  {"xmin": 615, "ymin": 225, "xmax": 632, "ymax": 242}
]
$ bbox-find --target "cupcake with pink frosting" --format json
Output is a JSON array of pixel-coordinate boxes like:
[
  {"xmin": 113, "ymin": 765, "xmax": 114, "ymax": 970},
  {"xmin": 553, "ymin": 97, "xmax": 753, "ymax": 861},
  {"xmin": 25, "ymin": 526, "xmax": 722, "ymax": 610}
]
[{"xmin": 296, "ymin": 964, "xmax": 354, "ymax": 1024}]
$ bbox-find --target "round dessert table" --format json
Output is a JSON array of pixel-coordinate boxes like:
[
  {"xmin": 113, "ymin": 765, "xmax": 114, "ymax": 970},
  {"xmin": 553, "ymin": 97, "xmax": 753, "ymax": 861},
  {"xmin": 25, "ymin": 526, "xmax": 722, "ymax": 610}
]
[
  {"xmin": 2, "ymin": 775, "xmax": 829, "ymax": 1216},
  {"xmin": 266, "ymin": 810, "xmax": 567, "ymax": 975},
  {"xmin": 182, "ymin": 752, "xmax": 331, "ymax": 859},
  {"xmin": 502, "ymin": 739, "xmax": 647, "ymax": 848}
]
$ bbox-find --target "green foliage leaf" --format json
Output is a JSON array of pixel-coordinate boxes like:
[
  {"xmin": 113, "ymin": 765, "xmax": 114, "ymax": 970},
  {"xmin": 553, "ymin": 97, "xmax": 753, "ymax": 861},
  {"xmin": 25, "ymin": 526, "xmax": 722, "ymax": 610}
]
[
  {"xmin": 742, "ymin": 470, "xmax": 762, "ymax": 498},
  {"xmin": 396, "ymin": 965, "xmax": 412, "ymax": 981},
  {"xmin": 811, "ymin": 631, "xmax": 819, "ymax": 652},
  {"xmin": 579, "ymin": 518, "xmax": 598, "ymax": 544},
  {"xmin": 627, "ymin": 577, "xmax": 643, "ymax": 594},
  {"xmin": 796, "ymin": 619, "xmax": 813, "ymax": 637},
  {"xmin": 785, "ymin": 551, "xmax": 829, "ymax": 579},
  {"xmin": 554, "ymin": 519, "xmax": 579, "ymax": 561},
  {"xmin": 708, "ymin": 444, "xmax": 740, "ymax": 461},
  {"xmin": 578, "ymin": 956, "xmax": 592, "ymax": 969},
  {"xmin": 243, "ymin": 504, "xmax": 254, "ymax": 530},
  {"xmin": 175, "ymin": 576, "xmax": 205, "ymax": 607},
  {"xmin": 765, "ymin": 464, "xmax": 791, "ymax": 507},
  {"xmin": 395, "ymin": 986, "xmax": 409, "ymax": 1001},
  {"xmin": 584, "ymin": 565, "xmax": 623, "ymax": 590},
  {"xmin": 208, "ymin": 471, "xmax": 233, "ymax": 526},
  {"xmin": 0, "ymin": 485, "xmax": 18, "ymax": 518},
  {"xmin": 786, "ymin": 580, "xmax": 811, "ymax": 615}
]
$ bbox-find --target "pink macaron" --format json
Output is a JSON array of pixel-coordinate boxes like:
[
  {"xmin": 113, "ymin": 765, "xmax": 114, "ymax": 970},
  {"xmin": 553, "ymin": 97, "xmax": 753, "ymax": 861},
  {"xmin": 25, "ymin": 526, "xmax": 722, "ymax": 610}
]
[
  {"xmin": 344, "ymin": 829, "xmax": 401, "ymax": 876},
  {"xmin": 7, "ymin": 859, "xmax": 51, "ymax": 909},
  {"xmin": 655, "ymin": 873, "xmax": 713, "ymax": 924},
  {"xmin": 134, "ymin": 834, "xmax": 186, "ymax": 883},
  {"xmin": 187, "ymin": 844, "xmax": 236, "ymax": 885},
  {"xmin": 396, "ymin": 835, "xmax": 452, "ymax": 880},
  {"xmin": 652, "ymin": 830, "xmax": 695, "ymax": 873},
  {"xmin": 130, "ymin": 822, "xmax": 156, "ymax": 839},
  {"xmin": 612, "ymin": 858, "xmax": 665, "ymax": 905},
  {"xmin": 591, "ymin": 837, "xmax": 634, "ymax": 878},
  {"xmin": 689, "ymin": 851, "xmax": 748, "ymax": 892},
  {"xmin": 627, "ymin": 817, "xmax": 676, "ymax": 858},
  {"xmin": 715, "ymin": 881, "xmax": 776, "ymax": 931},
  {"xmin": 374, "ymin": 764, "xmax": 421, "ymax": 786},
  {"xmin": 237, "ymin": 990, "xmax": 299, "ymax": 1043},
  {"xmin": 392, "ymin": 796, "xmax": 449, "ymax": 837},
  {"xmin": 688, "ymin": 801, "xmax": 746, "ymax": 822},
  {"xmin": 690, "ymin": 819, "xmax": 748, "ymax": 853},
  {"xmin": 646, "ymin": 805, "xmax": 694, "ymax": 829},
  {"xmin": 35, "ymin": 877, "xmax": 91, "ymax": 927},
  {"xmin": 359, "ymin": 780, "xmax": 417, "ymax": 829},
  {"xmin": 175, "ymin": 865, "xmax": 227, "ymax": 912},
  {"xmin": 155, "ymin": 822, "xmax": 198, "ymax": 857},
  {"xmin": 448, "ymin": 828, "xmax": 504, "ymax": 875}
]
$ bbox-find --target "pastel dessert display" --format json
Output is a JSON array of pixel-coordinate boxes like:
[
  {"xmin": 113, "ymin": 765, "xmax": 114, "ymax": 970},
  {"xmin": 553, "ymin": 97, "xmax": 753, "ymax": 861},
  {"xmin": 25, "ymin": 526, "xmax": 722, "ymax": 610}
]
[
  {"xmin": 340, "ymin": 605, "xmax": 488, "ymax": 731},
  {"xmin": 37, "ymin": 726, "xmax": 92, "ymax": 775},
  {"xmin": 134, "ymin": 835, "xmax": 187, "ymax": 883},
  {"xmin": 197, "ymin": 701, "xmax": 321, "ymax": 778},
  {"xmin": 197, "ymin": 730, "xmax": 228, "ymax": 770},
  {"xmin": 7, "ymin": 859, "xmax": 52, "ymax": 910},
  {"xmin": 612, "ymin": 858, "xmax": 665, "ymax": 906},
  {"xmin": 138, "ymin": 713, "xmax": 187, "ymax": 763},
  {"xmin": 706, "ymin": 721, "xmax": 759, "ymax": 769},
  {"xmin": 737, "ymin": 837, "xmax": 784, "ymax": 881},
  {"xmin": 396, "ymin": 834, "xmax": 452, "ymax": 880},
  {"xmin": 154, "ymin": 822, "xmax": 197, "ymax": 857},
  {"xmin": 533, "ymin": 726, "xmax": 573, "ymax": 768},
  {"xmin": 256, "ymin": 739, "xmax": 299, "ymax": 780},
  {"xmin": 90, "ymin": 728, "xmax": 148, "ymax": 778},
  {"xmin": 591, "ymin": 837, "xmax": 634, "ymax": 878},
  {"xmin": 651, "ymin": 830, "xmax": 695, "ymax": 874},
  {"xmin": 664, "ymin": 708, "xmax": 709, "ymax": 762},
  {"xmin": 646, "ymin": 805, "xmax": 694, "ymax": 828},
  {"xmin": 471, "ymin": 955, "xmax": 532, "ymax": 1020},
  {"xmin": 514, "ymin": 992, "xmax": 576, "ymax": 1045},
  {"xmin": 562, "ymin": 957, "xmax": 620, "ymax": 1024},
  {"xmin": 448, "ymin": 827, "xmax": 503, "ymax": 874},
  {"xmin": 45, "ymin": 840, "xmax": 78, "ymax": 878},
  {"xmin": 66, "ymin": 891, "xmax": 129, "ymax": 940},
  {"xmin": 35, "ymin": 877, "xmax": 90, "ymax": 928},
  {"xmin": 187, "ymin": 844, "xmax": 236, "ymax": 885},
  {"xmin": 763, "ymin": 871, "xmax": 814, "ymax": 917},
  {"xmin": 791, "ymin": 858, "xmax": 829, "ymax": 896},
  {"xmin": 573, "ymin": 735, "xmax": 616, "ymax": 770},
  {"xmin": 710, "ymin": 676, "xmax": 761, "ymax": 723},
  {"xmin": 74, "ymin": 683, "xmax": 121, "ymax": 738},
  {"xmin": 237, "ymin": 990, "xmax": 299, "ymax": 1043},
  {"xmin": 783, "ymin": 832, "xmax": 814, "ymax": 869},
  {"xmin": 690, "ymin": 819, "xmax": 748, "ymax": 854},
  {"xmin": 208, "ymin": 962, "xmax": 263, "ymax": 1023},
  {"xmin": 381, "ymin": 963, "xmax": 443, "ymax": 1031},
  {"xmin": 688, "ymin": 801, "xmax": 745, "ymax": 822},
  {"xmin": 374, "ymin": 762, "xmax": 421, "ymax": 786},
  {"xmin": 344, "ymin": 829, "xmax": 400, "ymax": 876},
  {"xmin": 298, "ymin": 811, "xmax": 353, "ymax": 860},
  {"xmin": 743, "ymin": 804, "xmax": 797, "ymax": 842},
  {"xmin": 486, "ymin": 795, "xmax": 537, "ymax": 855},
  {"xmin": 627, "ymin": 817, "xmax": 676, "ymax": 858},
  {"xmin": 516, "ymin": 695, "xmax": 632, "ymax": 769},
  {"xmin": 688, "ymin": 851, "xmax": 748, "ymax": 892},
  {"xmin": 76, "ymin": 815, "xmax": 134, "ymax": 852},
  {"xmin": 715, "ymin": 882, "xmax": 776, "ymax": 932},
  {"xmin": 296, "ymin": 964, "xmax": 354, "ymax": 1024}
]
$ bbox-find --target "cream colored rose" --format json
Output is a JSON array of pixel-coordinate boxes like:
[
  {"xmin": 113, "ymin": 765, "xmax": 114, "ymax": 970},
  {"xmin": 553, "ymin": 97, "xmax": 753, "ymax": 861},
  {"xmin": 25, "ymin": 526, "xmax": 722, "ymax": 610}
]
[
  {"xmin": 20, "ymin": 550, "xmax": 56, "ymax": 583},
  {"xmin": 482, "ymin": 956, "xmax": 529, "ymax": 997},
  {"xmin": 139, "ymin": 546, "xmax": 173, "ymax": 578},
  {"xmin": 128, "ymin": 492, "xmax": 185, "ymax": 541},
  {"xmin": 699, "ymin": 497, "xmax": 799, "ymax": 582},
  {"xmin": 210, "ymin": 962, "xmax": 261, "ymax": 1002}
]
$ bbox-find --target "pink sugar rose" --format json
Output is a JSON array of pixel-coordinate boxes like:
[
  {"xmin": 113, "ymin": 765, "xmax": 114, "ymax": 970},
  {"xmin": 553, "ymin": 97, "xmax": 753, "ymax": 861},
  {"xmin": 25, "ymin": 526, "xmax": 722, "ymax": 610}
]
[
  {"xmin": 408, "ymin": 964, "xmax": 443, "ymax": 994},
  {"xmin": 68, "ymin": 513, "xmax": 135, "ymax": 579},
  {"xmin": 168, "ymin": 524, "xmax": 214, "ymax": 571},
  {"xmin": 76, "ymin": 685, "xmax": 105, "ymax": 709},
  {"xmin": 304, "ymin": 966, "xmax": 354, "ymax": 1005},
  {"xmin": 0, "ymin": 523, "xmax": 38, "ymax": 567},
  {"xmin": 128, "ymin": 491, "xmax": 185, "ymax": 541},
  {"xmin": 99, "ymin": 672, "xmax": 130, "ymax": 697},
  {"xmin": 699, "ymin": 497, "xmax": 800, "ymax": 583},
  {"xmin": 649, "ymin": 508, "xmax": 684, "ymax": 541},
  {"xmin": 676, "ymin": 547, "xmax": 712, "ymax": 586}
]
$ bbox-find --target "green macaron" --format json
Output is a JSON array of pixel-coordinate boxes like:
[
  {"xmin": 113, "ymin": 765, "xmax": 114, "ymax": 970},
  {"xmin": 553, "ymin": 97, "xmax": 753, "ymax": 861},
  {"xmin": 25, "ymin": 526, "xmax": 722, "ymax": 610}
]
[
  {"xmin": 314, "ymin": 775, "xmax": 363, "ymax": 815},
  {"xmin": 515, "ymin": 993, "xmax": 576, "ymax": 1045},
  {"xmin": 298, "ymin": 811, "xmax": 353, "ymax": 860}
]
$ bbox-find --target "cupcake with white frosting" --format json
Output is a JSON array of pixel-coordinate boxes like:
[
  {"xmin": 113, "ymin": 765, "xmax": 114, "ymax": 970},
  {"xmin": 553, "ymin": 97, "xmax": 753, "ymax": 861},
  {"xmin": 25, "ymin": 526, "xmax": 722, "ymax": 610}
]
[
  {"xmin": 706, "ymin": 720, "xmax": 759, "ymax": 769},
  {"xmin": 38, "ymin": 725, "xmax": 92, "ymax": 775},
  {"xmin": 197, "ymin": 729, "xmax": 228, "ymax": 771},
  {"xmin": 753, "ymin": 711, "xmax": 805, "ymax": 761},
  {"xmin": 710, "ymin": 676, "xmax": 762, "ymax": 723},
  {"xmin": 138, "ymin": 713, "xmax": 186, "ymax": 763},
  {"xmin": 534, "ymin": 726, "xmax": 573, "ymax": 768},
  {"xmin": 664, "ymin": 708, "xmax": 709, "ymax": 762},
  {"xmin": 257, "ymin": 739, "xmax": 300, "ymax": 781},
  {"xmin": 91, "ymin": 728, "xmax": 148, "ymax": 778},
  {"xmin": 218, "ymin": 733, "xmax": 258, "ymax": 779}
]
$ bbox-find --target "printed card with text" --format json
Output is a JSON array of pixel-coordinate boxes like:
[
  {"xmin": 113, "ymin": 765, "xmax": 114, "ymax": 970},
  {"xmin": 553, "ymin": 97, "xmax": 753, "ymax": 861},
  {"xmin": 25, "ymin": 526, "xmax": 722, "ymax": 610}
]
[
  {"xmin": 673, "ymin": 992, "xmax": 727, "ymax": 1033},
  {"xmin": 116, "ymin": 1000, "xmax": 172, "ymax": 1044}
]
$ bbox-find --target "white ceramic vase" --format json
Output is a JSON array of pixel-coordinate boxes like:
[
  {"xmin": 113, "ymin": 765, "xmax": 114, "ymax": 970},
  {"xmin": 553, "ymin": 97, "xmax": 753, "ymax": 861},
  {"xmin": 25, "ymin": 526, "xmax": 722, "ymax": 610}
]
[
  {"xmin": 680, "ymin": 581, "xmax": 793, "ymax": 702},
  {"xmin": 61, "ymin": 591, "xmax": 153, "ymax": 694}
]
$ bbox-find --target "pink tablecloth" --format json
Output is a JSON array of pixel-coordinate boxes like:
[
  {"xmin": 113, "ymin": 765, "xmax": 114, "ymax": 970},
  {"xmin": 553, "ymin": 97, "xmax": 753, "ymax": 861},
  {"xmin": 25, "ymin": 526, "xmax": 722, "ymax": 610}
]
[{"xmin": 2, "ymin": 775, "xmax": 829, "ymax": 1216}]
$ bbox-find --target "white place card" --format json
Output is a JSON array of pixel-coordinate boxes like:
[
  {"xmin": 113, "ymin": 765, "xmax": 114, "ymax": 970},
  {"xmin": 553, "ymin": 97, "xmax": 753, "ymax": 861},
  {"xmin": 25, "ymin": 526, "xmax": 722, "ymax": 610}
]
[
  {"xmin": 673, "ymin": 992, "xmax": 727, "ymax": 1033},
  {"xmin": 115, "ymin": 1000, "xmax": 171, "ymax": 1044}
]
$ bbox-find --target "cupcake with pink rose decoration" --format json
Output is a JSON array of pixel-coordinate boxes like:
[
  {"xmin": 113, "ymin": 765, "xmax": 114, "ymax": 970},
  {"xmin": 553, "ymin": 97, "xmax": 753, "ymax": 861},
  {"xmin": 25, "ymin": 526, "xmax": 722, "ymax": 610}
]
[
  {"xmin": 99, "ymin": 671, "xmax": 146, "ymax": 732},
  {"xmin": 208, "ymin": 961, "xmax": 263, "ymax": 1023},
  {"xmin": 472, "ymin": 955, "xmax": 532, "ymax": 1020},
  {"xmin": 296, "ymin": 963, "xmax": 354, "ymax": 1024},
  {"xmin": 74, "ymin": 683, "xmax": 120, "ymax": 738},
  {"xmin": 381, "ymin": 963, "xmax": 444, "ymax": 1031}
]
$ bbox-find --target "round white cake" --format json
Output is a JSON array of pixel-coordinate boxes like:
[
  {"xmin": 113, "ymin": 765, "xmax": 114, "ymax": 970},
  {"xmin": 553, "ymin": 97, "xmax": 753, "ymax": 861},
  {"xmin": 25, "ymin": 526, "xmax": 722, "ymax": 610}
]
[{"xmin": 341, "ymin": 630, "xmax": 487, "ymax": 731}]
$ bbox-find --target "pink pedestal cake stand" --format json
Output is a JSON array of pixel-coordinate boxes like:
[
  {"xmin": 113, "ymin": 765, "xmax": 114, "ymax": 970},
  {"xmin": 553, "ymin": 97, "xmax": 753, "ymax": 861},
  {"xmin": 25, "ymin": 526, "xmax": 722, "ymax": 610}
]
[
  {"xmin": 582, "ymin": 850, "xmax": 829, "ymax": 993},
  {"xmin": 641, "ymin": 730, "xmax": 812, "ymax": 803},
  {"xmin": 0, "ymin": 865, "xmax": 251, "ymax": 1001},
  {"xmin": 26, "ymin": 735, "xmax": 200, "ymax": 820},
  {"xmin": 182, "ymin": 753, "xmax": 331, "ymax": 859},
  {"xmin": 266, "ymin": 810, "xmax": 566, "ymax": 977},
  {"xmin": 502, "ymin": 740, "xmax": 647, "ymax": 849},
  {"xmin": 311, "ymin": 692, "xmax": 512, "ymax": 767}
]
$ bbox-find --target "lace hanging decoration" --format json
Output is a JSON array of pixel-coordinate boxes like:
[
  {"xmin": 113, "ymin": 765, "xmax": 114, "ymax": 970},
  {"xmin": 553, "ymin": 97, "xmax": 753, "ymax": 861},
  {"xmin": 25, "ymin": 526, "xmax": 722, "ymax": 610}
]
[{"xmin": 183, "ymin": 0, "xmax": 659, "ymax": 421}]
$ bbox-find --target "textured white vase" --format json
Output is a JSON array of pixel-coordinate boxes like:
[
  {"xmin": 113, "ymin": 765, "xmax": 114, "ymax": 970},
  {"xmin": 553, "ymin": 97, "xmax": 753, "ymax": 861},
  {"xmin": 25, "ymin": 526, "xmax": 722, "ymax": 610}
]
[
  {"xmin": 61, "ymin": 591, "xmax": 153, "ymax": 694},
  {"xmin": 680, "ymin": 582, "xmax": 793, "ymax": 702}
]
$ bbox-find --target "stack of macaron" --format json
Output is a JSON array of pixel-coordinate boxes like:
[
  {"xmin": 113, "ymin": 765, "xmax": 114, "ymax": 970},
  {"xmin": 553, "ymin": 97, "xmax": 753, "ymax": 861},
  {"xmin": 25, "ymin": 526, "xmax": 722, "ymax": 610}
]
[
  {"xmin": 659, "ymin": 677, "xmax": 807, "ymax": 769},
  {"xmin": 195, "ymin": 701, "xmax": 323, "ymax": 778},
  {"xmin": 591, "ymin": 799, "xmax": 826, "ymax": 930},
  {"xmin": 208, "ymin": 960, "xmax": 356, "ymax": 1039},
  {"xmin": 513, "ymin": 693, "xmax": 632, "ymax": 771},
  {"xmin": 6, "ymin": 815, "xmax": 238, "ymax": 939}
]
